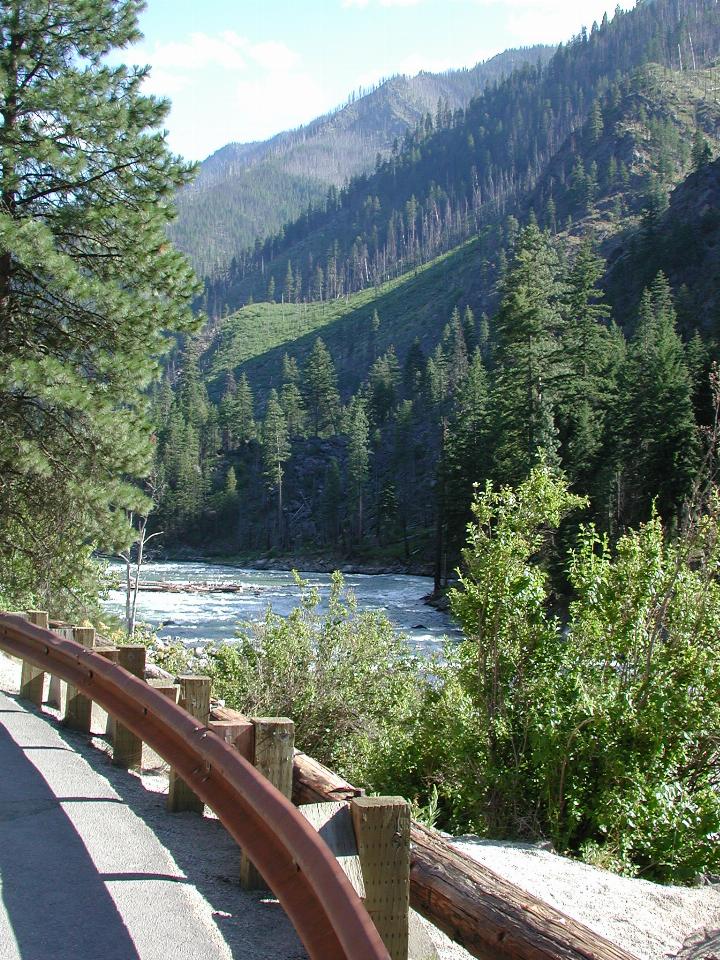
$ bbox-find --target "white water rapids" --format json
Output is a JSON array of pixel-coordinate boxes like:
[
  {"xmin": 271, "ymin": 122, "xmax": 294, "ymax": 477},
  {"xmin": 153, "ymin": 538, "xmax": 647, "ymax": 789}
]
[{"xmin": 102, "ymin": 562, "xmax": 460, "ymax": 654}]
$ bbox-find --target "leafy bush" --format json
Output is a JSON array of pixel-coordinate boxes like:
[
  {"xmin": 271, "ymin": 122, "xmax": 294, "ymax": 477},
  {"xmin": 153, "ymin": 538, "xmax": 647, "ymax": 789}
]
[
  {"xmin": 441, "ymin": 464, "xmax": 720, "ymax": 882},
  {"xmin": 206, "ymin": 571, "xmax": 427, "ymax": 788}
]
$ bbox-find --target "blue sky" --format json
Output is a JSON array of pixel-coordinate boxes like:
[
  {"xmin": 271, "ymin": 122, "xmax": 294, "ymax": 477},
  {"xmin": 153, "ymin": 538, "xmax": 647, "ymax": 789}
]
[{"xmin": 124, "ymin": 0, "xmax": 635, "ymax": 162}]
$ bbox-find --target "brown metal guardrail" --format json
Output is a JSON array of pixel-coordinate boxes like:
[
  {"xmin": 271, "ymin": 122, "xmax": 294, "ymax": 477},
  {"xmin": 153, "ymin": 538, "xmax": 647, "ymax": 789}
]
[{"xmin": 0, "ymin": 613, "xmax": 390, "ymax": 960}]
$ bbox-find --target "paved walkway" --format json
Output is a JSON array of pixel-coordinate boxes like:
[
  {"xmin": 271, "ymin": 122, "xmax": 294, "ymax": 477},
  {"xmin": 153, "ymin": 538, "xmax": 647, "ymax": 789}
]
[{"xmin": 0, "ymin": 684, "xmax": 306, "ymax": 960}]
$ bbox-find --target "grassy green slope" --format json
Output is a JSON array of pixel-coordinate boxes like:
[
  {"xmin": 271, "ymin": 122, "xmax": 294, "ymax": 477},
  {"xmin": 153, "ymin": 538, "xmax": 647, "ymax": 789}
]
[{"xmin": 203, "ymin": 237, "xmax": 482, "ymax": 399}]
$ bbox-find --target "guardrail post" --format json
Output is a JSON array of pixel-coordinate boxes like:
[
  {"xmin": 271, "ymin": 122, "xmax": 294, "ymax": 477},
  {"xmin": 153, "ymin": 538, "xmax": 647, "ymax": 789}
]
[
  {"xmin": 20, "ymin": 611, "xmax": 48, "ymax": 705},
  {"xmin": 351, "ymin": 796, "xmax": 411, "ymax": 960},
  {"xmin": 47, "ymin": 625, "xmax": 74, "ymax": 708},
  {"xmin": 95, "ymin": 646, "xmax": 119, "ymax": 738},
  {"xmin": 62, "ymin": 626, "xmax": 95, "ymax": 732},
  {"xmin": 167, "ymin": 675, "xmax": 212, "ymax": 813},
  {"xmin": 112, "ymin": 645, "xmax": 146, "ymax": 769},
  {"xmin": 148, "ymin": 679, "xmax": 181, "ymax": 703},
  {"xmin": 240, "ymin": 717, "xmax": 295, "ymax": 890}
]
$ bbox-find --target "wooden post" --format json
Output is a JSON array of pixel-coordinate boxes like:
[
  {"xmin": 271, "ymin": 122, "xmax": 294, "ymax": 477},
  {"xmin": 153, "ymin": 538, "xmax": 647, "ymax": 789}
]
[
  {"xmin": 240, "ymin": 717, "xmax": 295, "ymax": 890},
  {"xmin": 351, "ymin": 796, "xmax": 411, "ymax": 960},
  {"xmin": 167, "ymin": 676, "xmax": 212, "ymax": 813},
  {"xmin": 147, "ymin": 679, "xmax": 180, "ymax": 703},
  {"xmin": 62, "ymin": 626, "xmax": 95, "ymax": 732},
  {"xmin": 95, "ymin": 646, "xmax": 119, "ymax": 738},
  {"xmin": 208, "ymin": 716, "xmax": 255, "ymax": 761},
  {"xmin": 112, "ymin": 645, "xmax": 146, "ymax": 769},
  {"xmin": 47, "ymin": 625, "xmax": 75, "ymax": 709},
  {"xmin": 20, "ymin": 611, "xmax": 48, "ymax": 706}
]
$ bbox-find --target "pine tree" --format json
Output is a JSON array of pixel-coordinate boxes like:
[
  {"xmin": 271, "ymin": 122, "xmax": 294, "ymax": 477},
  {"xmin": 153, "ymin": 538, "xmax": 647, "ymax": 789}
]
[
  {"xmin": 559, "ymin": 239, "xmax": 612, "ymax": 487},
  {"xmin": 234, "ymin": 374, "xmax": 256, "ymax": 444},
  {"xmin": 219, "ymin": 372, "xmax": 238, "ymax": 450},
  {"xmin": 490, "ymin": 223, "xmax": 564, "ymax": 483},
  {"xmin": 617, "ymin": 274, "xmax": 698, "ymax": 525},
  {"xmin": 691, "ymin": 129, "xmax": 712, "ymax": 172},
  {"xmin": 320, "ymin": 458, "xmax": 342, "ymax": 545},
  {"xmin": 177, "ymin": 342, "xmax": 209, "ymax": 429},
  {"xmin": 345, "ymin": 398, "xmax": 370, "ymax": 541},
  {"xmin": 445, "ymin": 350, "xmax": 490, "ymax": 554},
  {"xmin": 280, "ymin": 353, "xmax": 306, "ymax": 436},
  {"xmin": 303, "ymin": 338, "xmax": 340, "ymax": 436},
  {"xmin": 403, "ymin": 338, "xmax": 425, "ymax": 396},
  {"xmin": 0, "ymin": 0, "xmax": 198, "ymax": 609},
  {"xmin": 261, "ymin": 389, "xmax": 291, "ymax": 539},
  {"xmin": 368, "ymin": 346, "xmax": 400, "ymax": 426}
]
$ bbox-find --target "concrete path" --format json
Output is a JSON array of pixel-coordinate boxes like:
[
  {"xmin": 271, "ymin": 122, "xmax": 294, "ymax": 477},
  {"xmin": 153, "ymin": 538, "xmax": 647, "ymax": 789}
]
[{"xmin": 0, "ymin": 684, "xmax": 306, "ymax": 960}]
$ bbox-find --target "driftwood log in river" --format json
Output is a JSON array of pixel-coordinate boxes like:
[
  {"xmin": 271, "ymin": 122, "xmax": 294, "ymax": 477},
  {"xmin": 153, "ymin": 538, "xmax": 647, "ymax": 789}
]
[{"xmin": 133, "ymin": 581, "xmax": 254, "ymax": 595}]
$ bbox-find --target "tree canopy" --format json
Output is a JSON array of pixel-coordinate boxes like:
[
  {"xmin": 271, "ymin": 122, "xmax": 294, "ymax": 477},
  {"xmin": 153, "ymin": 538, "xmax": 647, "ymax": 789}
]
[{"xmin": 0, "ymin": 0, "xmax": 199, "ymax": 612}]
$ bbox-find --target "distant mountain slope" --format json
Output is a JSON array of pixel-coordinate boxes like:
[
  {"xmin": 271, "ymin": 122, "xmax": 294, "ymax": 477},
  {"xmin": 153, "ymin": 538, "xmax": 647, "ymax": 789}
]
[
  {"xmin": 201, "ymin": 239, "xmax": 482, "ymax": 401},
  {"xmin": 168, "ymin": 46, "xmax": 552, "ymax": 277},
  {"xmin": 202, "ymin": 0, "xmax": 720, "ymax": 317},
  {"xmin": 199, "ymin": 62, "xmax": 720, "ymax": 406},
  {"xmin": 605, "ymin": 153, "xmax": 720, "ymax": 333}
]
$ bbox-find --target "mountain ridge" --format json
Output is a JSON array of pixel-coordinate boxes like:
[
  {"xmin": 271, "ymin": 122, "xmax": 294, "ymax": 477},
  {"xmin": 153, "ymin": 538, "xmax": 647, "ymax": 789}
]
[{"xmin": 169, "ymin": 45, "xmax": 554, "ymax": 277}]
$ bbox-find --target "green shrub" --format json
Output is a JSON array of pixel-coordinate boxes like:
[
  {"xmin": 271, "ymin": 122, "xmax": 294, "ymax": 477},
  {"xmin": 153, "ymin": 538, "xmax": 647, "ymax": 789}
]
[
  {"xmin": 206, "ymin": 571, "xmax": 428, "ymax": 789},
  {"xmin": 442, "ymin": 464, "xmax": 720, "ymax": 882}
]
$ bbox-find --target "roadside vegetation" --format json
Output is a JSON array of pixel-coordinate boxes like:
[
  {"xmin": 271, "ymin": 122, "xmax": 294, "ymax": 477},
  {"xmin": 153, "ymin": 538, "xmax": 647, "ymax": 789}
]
[{"xmin": 140, "ymin": 455, "xmax": 720, "ymax": 884}]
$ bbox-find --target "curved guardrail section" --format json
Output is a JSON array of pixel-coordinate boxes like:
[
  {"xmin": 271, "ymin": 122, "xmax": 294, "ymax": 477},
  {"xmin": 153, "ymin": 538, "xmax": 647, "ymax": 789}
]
[{"xmin": 0, "ymin": 614, "xmax": 390, "ymax": 960}]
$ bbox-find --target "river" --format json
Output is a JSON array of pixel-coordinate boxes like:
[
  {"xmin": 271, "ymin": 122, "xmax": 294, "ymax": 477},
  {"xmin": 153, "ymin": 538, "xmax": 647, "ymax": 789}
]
[{"xmin": 102, "ymin": 562, "xmax": 460, "ymax": 655}]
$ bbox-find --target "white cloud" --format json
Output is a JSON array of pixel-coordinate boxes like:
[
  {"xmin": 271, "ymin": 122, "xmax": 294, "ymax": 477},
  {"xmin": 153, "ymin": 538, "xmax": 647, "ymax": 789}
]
[{"xmin": 117, "ymin": 30, "xmax": 337, "ymax": 160}]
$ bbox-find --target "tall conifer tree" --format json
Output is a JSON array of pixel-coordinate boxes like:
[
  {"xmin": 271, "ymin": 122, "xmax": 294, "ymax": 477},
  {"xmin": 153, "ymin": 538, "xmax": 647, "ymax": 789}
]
[
  {"xmin": 490, "ymin": 223, "xmax": 564, "ymax": 482},
  {"xmin": 0, "ymin": 0, "xmax": 198, "ymax": 608},
  {"xmin": 617, "ymin": 274, "xmax": 698, "ymax": 525}
]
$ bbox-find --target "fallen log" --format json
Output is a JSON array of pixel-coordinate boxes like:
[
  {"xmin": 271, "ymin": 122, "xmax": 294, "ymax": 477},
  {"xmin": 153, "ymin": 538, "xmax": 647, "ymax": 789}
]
[
  {"xmin": 134, "ymin": 580, "xmax": 249, "ymax": 594},
  {"xmin": 210, "ymin": 707, "xmax": 636, "ymax": 960},
  {"xmin": 292, "ymin": 750, "xmax": 636, "ymax": 960}
]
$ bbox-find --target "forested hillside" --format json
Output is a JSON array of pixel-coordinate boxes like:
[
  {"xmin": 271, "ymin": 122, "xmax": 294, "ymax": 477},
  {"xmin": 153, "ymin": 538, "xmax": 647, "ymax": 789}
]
[
  {"xmin": 200, "ymin": 0, "xmax": 720, "ymax": 318},
  {"xmin": 151, "ymin": 0, "xmax": 720, "ymax": 584},
  {"xmin": 169, "ymin": 46, "xmax": 552, "ymax": 278}
]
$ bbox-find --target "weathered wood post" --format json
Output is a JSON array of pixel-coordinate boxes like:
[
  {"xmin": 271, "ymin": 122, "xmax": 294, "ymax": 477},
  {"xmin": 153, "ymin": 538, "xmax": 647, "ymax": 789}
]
[
  {"xmin": 167, "ymin": 676, "xmax": 212, "ymax": 813},
  {"xmin": 147, "ymin": 678, "xmax": 181, "ymax": 703},
  {"xmin": 20, "ymin": 610, "xmax": 48, "ymax": 705},
  {"xmin": 95, "ymin": 646, "xmax": 119, "ymax": 738},
  {"xmin": 62, "ymin": 626, "xmax": 95, "ymax": 732},
  {"xmin": 112, "ymin": 645, "xmax": 146, "ymax": 769},
  {"xmin": 240, "ymin": 717, "xmax": 295, "ymax": 889},
  {"xmin": 47, "ymin": 625, "xmax": 74, "ymax": 709},
  {"xmin": 351, "ymin": 796, "xmax": 411, "ymax": 960}
]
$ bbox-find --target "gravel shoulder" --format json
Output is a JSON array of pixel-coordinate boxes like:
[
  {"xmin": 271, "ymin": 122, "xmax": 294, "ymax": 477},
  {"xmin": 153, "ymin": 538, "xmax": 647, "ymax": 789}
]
[{"xmin": 1, "ymin": 651, "xmax": 719, "ymax": 960}]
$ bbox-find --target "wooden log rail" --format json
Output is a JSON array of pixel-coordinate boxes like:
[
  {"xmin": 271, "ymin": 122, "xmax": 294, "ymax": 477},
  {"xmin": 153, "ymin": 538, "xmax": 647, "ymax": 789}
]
[
  {"xmin": 289, "ymin": 745, "xmax": 637, "ymax": 960},
  {"xmin": 0, "ymin": 613, "xmax": 390, "ymax": 960}
]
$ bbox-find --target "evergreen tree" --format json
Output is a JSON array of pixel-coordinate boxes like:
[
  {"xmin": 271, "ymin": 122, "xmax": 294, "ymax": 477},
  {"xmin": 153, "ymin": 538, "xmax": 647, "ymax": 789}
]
[
  {"xmin": 559, "ymin": 239, "xmax": 612, "ymax": 487},
  {"xmin": 367, "ymin": 346, "xmax": 400, "ymax": 426},
  {"xmin": 403, "ymin": 338, "xmax": 425, "ymax": 396},
  {"xmin": 490, "ymin": 223, "xmax": 564, "ymax": 483},
  {"xmin": 234, "ymin": 374, "xmax": 257, "ymax": 444},
  {"xmin": 261, "ymin": 389, "xmax": 291, "ymax": 539},
  {"xmin": 345, "ymin": 398, "xmax": 370, "ymax": 541},
  {"xmin": 0, "ymin": 0, "xmax": 198, "ymax": 609},
  {"xmin": 304, "ymin": 338, "xmax": 340, "ymax": 435},
  {"xmin": 691, "ymin": 129, "xmax": 712, "ymax": 172},
  {"xmin": 320, "ymin": 458, "xmax": 342, "ymax": 545},
  {"xmin": 219, "ymin": 372, "xmax": 238, "ymax": 450},
  {"xmin": 617, "ymin": 274, "xmax": 698, "ymax": 525},
  {"xmin": 177, "ymin": 343, "xmax": 209, "ymax": 429},
  {"xmin": 280, "ymin": 353, "xmax": 306, "ymax": 437},
  {"xmin": 445, "ymin": 350, "xmax": 491, "ymax": 555}
]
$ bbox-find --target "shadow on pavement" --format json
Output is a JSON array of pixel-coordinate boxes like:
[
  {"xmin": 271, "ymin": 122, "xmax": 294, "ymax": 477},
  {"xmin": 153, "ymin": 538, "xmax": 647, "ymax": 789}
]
[
  {"xmin": 0, "ymin": 721, "xmax": 142, "ymax": 960},
  {"xmin": 22, "ymin": 696, "xmax": 307, "ymax": 960}
]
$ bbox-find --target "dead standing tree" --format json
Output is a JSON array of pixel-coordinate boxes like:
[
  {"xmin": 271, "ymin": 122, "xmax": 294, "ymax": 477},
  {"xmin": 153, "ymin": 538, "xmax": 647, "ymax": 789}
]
[{"xmin": 118, "ymin": 476, "xmax": 163, "ymax": 635}]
